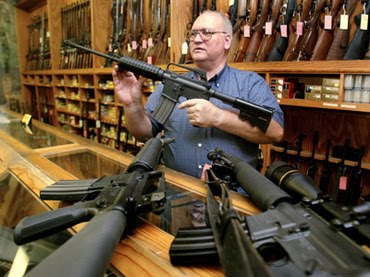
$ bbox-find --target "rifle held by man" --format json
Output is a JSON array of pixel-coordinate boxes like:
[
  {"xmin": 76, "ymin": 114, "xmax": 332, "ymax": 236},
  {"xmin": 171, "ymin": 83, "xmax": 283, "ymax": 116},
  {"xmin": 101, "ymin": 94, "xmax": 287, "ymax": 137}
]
[{"xmin": 64, "ymin": 40, "xmax": 274, "ymax": 133}]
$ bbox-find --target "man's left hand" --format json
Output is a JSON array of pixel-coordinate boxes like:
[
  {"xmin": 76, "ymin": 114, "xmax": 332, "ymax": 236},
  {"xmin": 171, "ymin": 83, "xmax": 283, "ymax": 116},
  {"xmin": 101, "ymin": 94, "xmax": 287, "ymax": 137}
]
[{"xmin": 178, "ymin": 99, "xmax": 222, "ymax": 128}]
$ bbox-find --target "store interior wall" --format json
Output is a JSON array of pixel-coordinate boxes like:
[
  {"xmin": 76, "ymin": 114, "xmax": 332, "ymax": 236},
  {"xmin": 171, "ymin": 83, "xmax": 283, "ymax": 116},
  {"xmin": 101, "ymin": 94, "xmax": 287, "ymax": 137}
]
[{"xmin": 0, "ymin": 0, "xmax": 21, "ymax": 110}]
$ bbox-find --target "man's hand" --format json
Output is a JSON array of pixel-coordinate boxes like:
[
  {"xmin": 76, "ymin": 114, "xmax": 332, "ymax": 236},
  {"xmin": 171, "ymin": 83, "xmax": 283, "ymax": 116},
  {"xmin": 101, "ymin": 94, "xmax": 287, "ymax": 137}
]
[
  {"xmin": 112, "ymin": 65, "xmax": 145, "ymax": 107},
  {"xmin": 178, "ymin": 99, "xmax": 222, "ymax": 128}
]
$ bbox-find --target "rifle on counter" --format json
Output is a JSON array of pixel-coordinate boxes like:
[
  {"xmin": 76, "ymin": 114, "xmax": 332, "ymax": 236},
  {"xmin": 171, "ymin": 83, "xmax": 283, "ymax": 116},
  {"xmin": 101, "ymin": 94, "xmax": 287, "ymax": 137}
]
[
  {"xmin": 233, "ymin": 0, "xmax": 259, "ymax": 62},
  {"xmin": 14, "ymin": 134, "xmax": 171, "ymax": 276},
  {"xmin": 170, "ymin": 148, "xmax": 370, "ymax": 276},
  {"xmin": 326, "ymin": 0, "xmax": 358, "ymax": 60},
  {"xmin": 256, "ymin": 0, "xmax": 283, "ymax": 62},
  {"xmin": 311, "ymin": 0, "xmax": 345, "ymax": 60},
  {"xmin": 283, "ymin": 0, "xmax": 313, "ymax": 61},
  {"xmin": 267, "ymin": 0, "xmax": 296, "ymax": 61},
  {"xmin": 306, "ymin": 130, "xmax": 319, "ymax": 182},
  {"xmin": 296, "ymin": 0, "xmax": 326, "ymax": 61},
  {"xmin": 344, "ymin": 0, "xmax": 370, "ymax": 60},
  {"xmin": 245, "ymin": 0, "xmax": 272, "ymax": 62},
  {"xmin": 65, "ymin": 40, "xmax": 274, "ymax": 132}
]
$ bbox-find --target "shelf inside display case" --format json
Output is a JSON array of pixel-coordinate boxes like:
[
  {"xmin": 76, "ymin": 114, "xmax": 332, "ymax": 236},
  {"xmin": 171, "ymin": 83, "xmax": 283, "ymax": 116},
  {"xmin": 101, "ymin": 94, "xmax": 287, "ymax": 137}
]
[
  {"xmin": 44, "ymin": 149, "xmax": 126, "ymax": 179},
  {"xmin": 0, "ymin": 120, "xmax": 73, "ymax": 149}
]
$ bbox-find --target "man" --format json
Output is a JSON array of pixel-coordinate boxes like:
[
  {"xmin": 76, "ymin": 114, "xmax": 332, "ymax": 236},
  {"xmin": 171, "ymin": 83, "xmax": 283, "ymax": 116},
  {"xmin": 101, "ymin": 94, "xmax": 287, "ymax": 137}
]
[{"xmin": 113, "ymin": 10, "xmax": 284, "ymax": 178}]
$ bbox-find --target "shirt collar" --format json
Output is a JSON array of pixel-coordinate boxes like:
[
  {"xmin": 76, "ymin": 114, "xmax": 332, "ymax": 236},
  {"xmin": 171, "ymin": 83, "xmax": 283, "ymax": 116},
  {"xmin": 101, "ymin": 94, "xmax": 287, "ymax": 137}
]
[{"xmin": 190, "ymin": 64, "xmax": 229, "ymax": 83}]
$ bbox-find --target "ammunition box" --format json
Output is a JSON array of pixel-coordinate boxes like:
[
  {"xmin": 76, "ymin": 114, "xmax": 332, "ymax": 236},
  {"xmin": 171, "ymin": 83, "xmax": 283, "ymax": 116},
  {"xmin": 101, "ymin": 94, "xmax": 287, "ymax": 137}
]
[
  {"xmin": 322, "ymin": 86, "xmax": 340, "ymax": 94},
  {"xmin": 321, "ymin": 93, "xmax": 339, "ymax": 102},
  {"xmin": 305, "ymin": 85, "xmax": 322, "ymax": 93},
  {"xmin": 305, "ymin": 92, "xmax": 321, "ymax": 101},
  {"xmin": 322, "ymin": 78, "xmax": 340, "ymax": 87}
]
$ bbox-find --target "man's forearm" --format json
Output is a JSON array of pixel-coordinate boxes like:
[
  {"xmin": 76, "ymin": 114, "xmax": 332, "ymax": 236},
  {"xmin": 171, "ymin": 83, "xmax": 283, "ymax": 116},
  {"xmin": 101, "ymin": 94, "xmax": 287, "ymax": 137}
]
[
  {"xmin": 215, "ymin": 109, "xmax": 284, "ymax": 144},
  {"xmin": 123, "ymin": 104, "xmax": 153, "ymax": 141}
]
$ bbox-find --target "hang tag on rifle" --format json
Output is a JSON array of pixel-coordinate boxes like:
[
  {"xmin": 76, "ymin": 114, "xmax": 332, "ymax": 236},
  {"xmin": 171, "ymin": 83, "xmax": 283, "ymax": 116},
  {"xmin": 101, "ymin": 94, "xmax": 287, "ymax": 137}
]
[
  {"xmin": 200, "ymin": 163, "xmax": 212, "ymax": 182},
  {"xmin": 229, "ymin": 0, "xmax": 234, "ymax": 6},
  {"xmin": 324, "ymin": 15, "xmax": 332, "ymax": 30},
  {"xmin": 265, "ymin": 21, "xmax": 273, "ymax": 35},
  {"xmin": 296, "ymin": 22, "xmax": 304, "ymax": 35},
  {"xmin": 340, "ymin": 14, "xmax": 349, "ymax": 30},
  {"xmin": 79, "ymin": 119, "xmax": 83, "ymax": 128},
  {"xmin": 108, "ymin": 43, "xmax": 112, "ymax": 52},
  {"xmin": 339, "ymin": 176, "xmax": 348, "ymax": 190},
  {"xmin": 168, "ymin": 37, "xmax": 171, "ymax": 47},
  {"xmin": 280, "ymin": 24, "xmax": 288, "ymax": 37},
  {"xmin": 148, "ymin": 38, "xmax": 154, "ymax": 47},
  {"xmin": 244, "ymin": 25, "xmax": 251, "ymax": 37},
  {"xmin": 127, "ymin": 43, "xmax": 132, "ymax": 53},
  {"xmin": 96, "ymin": 120, "xmax": 101, "ymax": 128},
  {"xmin": 360, "ymin": 14, "xmax": 369, "ymax": 30},
  {"xmin": 132, "ymin": 41, "xmax": 138, "ymax": 50},
  {"xmin": 181, "ymin": 42, "xmax": 188, "ymax": 54},
  {"xmin": 142, "ymin": 39, "xmax": 147, "ymax": 49},
  {"xmin": 147, "ymin": 56, "xmax": 153, "ymax": 64}
]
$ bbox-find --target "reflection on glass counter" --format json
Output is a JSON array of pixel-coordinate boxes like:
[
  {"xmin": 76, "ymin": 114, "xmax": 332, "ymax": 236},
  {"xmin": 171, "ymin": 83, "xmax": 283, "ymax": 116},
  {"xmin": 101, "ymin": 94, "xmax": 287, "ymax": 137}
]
[
  {"xmin": 46, "ymin": 149, "xmax": 127, "ymax": 179},
  {"xmin": 0, "ymin": 171, "xmax": 72, "ymax": 275},
  {"xmin": 0, "ymin": 121, "xmax": 72, "ymax": 149}
]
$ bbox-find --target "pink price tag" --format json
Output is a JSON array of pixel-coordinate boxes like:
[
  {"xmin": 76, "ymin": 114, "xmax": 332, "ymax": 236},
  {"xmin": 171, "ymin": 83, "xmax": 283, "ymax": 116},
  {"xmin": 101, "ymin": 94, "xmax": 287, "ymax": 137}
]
[
  {"xmin": 244, "ymin": 25, "xmax": 250, "ymax": 37},
  {"xmin": 147, "ymin": 56, "xmax": 152, "ymax": 64},
  {"xmin": 200, "ymin": 163, "xmax": 212, "ymax": 182},
  {"xmin": 324, "ymin": 15, "xmax": 332, "ymax": 30},
  {"xmin": 148, "ymin": 38, "xmax": 154, "ymax": 47},
  {"xmin": 280, "ymin": 24, "xmax": 288, "ymax": 37},
  {"xmin": 296, "ymin": 21, "xmax": 304, "ymax": 35},
  {"xmin": 142, "ymin": 39, "xmax": 147, "ymax": 49},
  {"xmin": 339, "ymin": 176, "xmax": 348, "ymax": 190},
  {"xmin": 265, "ymin": 21, "xmax": 272, "ymax": 35},
  {"xmin": 132, "ymin": 41, "xmax": 138, "ymax": 50},
  {"xmin": 108, "ymin": 43, "xmax": 112, "ymax": 52}
]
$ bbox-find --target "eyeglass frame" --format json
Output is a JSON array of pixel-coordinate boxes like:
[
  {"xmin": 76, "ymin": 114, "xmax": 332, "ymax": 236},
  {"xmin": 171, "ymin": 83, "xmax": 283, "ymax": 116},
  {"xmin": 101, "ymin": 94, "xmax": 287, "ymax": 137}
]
[{"xmin": 187, "ymin": 28, "xmax": 228, "ymax": 41}]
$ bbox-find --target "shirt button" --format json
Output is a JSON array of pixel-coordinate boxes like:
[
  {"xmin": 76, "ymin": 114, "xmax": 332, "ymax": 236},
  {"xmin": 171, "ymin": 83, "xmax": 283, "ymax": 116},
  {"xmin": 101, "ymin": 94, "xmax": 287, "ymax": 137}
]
[
  {"xmin": 198, "ymin": 143, "xmax": 202, "ymax": 147},
  {"xmin": 216, "ymin": 83, "xmax": 220, "ymax": 87},
  {"xmin": 198, "ymin": 165, "xmax": 202, "ymax": 169}
]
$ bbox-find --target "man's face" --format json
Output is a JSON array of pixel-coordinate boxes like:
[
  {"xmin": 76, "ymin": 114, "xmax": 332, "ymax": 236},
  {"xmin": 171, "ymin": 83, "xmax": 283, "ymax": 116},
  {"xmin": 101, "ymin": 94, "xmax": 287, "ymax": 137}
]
[{"xmin": 189, "ymin": 14, "xmax": 231, "ymax": 64}]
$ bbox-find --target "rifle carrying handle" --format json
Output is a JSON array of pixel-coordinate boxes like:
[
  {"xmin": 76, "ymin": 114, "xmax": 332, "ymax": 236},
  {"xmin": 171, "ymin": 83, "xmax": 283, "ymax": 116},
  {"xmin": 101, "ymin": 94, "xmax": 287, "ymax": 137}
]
[{"xmin": 13, "ymin": 201, "xmax": 94, "ymax": 245}]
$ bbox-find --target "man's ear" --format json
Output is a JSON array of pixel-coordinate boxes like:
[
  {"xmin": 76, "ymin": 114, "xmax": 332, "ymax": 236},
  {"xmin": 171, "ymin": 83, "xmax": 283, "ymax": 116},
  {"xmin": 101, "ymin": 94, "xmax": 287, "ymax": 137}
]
[{"xmin": 224, "ymin": 34, "xmax": 232, "ymax": 50}]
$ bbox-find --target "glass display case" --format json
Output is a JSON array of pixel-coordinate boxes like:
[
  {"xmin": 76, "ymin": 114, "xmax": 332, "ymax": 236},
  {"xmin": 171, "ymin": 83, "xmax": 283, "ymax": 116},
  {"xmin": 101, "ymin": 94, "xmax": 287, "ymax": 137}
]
[
  {"xmin": 0, "ymin": 121, "xmax": 72, "ymax": 149},
  {"xmin": 0, "ymin": 171, "xmax": 72, "ymax": 275}
]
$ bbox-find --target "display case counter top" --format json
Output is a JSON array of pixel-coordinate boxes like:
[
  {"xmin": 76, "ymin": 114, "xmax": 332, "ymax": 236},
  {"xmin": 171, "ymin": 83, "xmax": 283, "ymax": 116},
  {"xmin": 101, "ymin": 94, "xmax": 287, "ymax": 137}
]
[{"xmin": 0, "ymin": 107, "xmax": 259, "ymax": 276}]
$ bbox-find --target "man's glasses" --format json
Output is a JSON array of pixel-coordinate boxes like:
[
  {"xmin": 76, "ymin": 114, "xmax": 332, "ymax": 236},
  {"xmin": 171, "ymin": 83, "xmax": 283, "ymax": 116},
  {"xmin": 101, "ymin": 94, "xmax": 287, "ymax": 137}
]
[{"xmin": 187, "ymin": 29, "xmax": 228, "ymax": 41}]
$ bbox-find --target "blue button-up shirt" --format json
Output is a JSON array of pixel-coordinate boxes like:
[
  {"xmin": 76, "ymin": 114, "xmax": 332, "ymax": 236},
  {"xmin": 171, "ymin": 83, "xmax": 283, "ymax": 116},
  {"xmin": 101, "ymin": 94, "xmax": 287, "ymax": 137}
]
[{"xmin": 145, "ymin": 65, "xmax": 284, "ymax": 178}]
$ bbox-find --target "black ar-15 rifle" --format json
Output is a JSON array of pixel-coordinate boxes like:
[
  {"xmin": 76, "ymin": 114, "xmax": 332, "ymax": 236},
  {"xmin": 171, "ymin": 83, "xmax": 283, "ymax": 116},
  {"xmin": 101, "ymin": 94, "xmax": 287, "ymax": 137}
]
[
  {"xmin": 13, "ymin": 134, "xmax": 172, "ymax": 277},
  {"xmin": 170, "ymin": 148, "xmax": 370, "ymax": 276},
  {"xmin": 64, "ymin": 40, "xmax": 274, "ymax": 133}
]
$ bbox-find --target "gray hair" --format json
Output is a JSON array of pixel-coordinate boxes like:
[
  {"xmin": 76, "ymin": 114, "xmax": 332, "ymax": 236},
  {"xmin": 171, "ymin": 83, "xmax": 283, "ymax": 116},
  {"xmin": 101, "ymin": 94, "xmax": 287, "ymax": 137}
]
[{"xmin": 200, "ymin": 10, "xmax": 233, "ymax": 38}]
